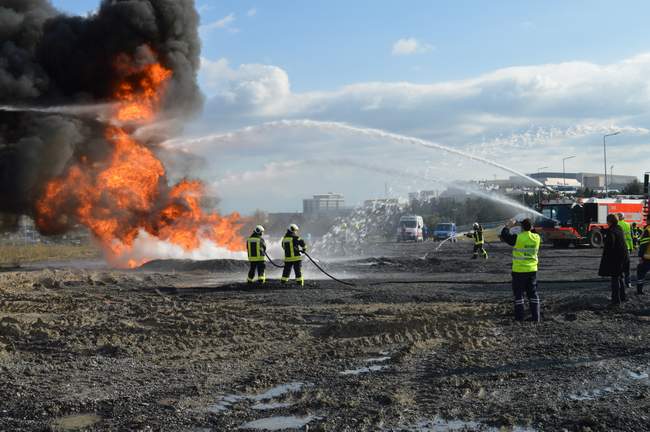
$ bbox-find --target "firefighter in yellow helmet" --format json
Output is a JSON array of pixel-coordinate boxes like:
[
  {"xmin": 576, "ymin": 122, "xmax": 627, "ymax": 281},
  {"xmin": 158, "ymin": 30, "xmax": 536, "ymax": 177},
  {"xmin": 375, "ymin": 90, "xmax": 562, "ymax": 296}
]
[
  {"xmin": 500, "ymin": 218, "xmax": 541, "ymax": 322},
  {"xmin": 281, "ymin": 224, "xmax": 307, "ymax": 286},
  {"xmin": 246, "ymin": 225, "xmax": 266, "ymax": 284},
  {"xmin": 465, "ymin": 222, "xmax": 488, "ymax": 259}
]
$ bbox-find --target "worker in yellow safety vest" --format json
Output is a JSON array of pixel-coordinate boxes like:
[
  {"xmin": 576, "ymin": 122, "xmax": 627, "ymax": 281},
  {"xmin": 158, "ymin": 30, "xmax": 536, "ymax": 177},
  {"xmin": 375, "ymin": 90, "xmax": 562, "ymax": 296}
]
[
  {"xmin": 617, "ymin": 213, "xmax": 633, "ymax": 289},
  {"xmin": 281, "ymin": 224, "xmax": 307, "ymax": 286},
  {"xmin": 246, "ymin": 225, "xmax": 267, "ymax": 284},
  {"xmin": 500, "ymin": 218, "xmax": 541, "ymax": 322}
]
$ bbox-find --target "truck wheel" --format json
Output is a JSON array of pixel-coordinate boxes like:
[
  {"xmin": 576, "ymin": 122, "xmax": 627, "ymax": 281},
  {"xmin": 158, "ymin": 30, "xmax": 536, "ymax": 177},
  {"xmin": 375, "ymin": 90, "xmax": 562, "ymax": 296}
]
[{"xmin": 590, "ymin": 229, "xmax": 604, "ymax": 248}]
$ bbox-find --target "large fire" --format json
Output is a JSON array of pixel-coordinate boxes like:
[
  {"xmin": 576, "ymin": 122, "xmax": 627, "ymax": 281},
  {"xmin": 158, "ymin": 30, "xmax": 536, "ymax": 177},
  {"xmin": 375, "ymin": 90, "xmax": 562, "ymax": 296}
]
[{"xmin": 35, "ymin": 51, "xmax": 245, "ymax": 267}]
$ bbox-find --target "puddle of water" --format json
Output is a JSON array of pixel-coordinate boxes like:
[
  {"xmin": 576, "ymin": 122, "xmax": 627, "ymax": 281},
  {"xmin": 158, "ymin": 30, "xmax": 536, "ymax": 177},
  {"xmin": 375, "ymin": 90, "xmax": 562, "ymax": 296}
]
[
  {"xmin": 568, "ymin": 367, "xmax": 650, "ymax": 401},
  {"xmin": 395, "ymin": 417, "xmax": 536, "ymax": 432},
  {"xmin": 340, "ymin": 365, "xmax": 387, "ymax": 375},
  {"xmin": 239, "ymin": 415, "xmax": 319, "ymax": 431},
  {"xmin": 251, "ymin": 402, "xmax": 294, "ymax": 411},
  {"xmin": 627, "ymin": 370, "xmax": 649, "ymax": 380},
  {"xmin": 365, "ymin": 356, "xmax": 391, "ymax": 363},
  {"xmin": 209, "ymin": 382, "xmax": 309, "ymax": 414},
  {"xmin": 51, "ymin": 414, "xmax": 102, "ymax": 431},
  {"xmin": 252, "ymin": 382, "xmax": 306, "ymax": 401}
]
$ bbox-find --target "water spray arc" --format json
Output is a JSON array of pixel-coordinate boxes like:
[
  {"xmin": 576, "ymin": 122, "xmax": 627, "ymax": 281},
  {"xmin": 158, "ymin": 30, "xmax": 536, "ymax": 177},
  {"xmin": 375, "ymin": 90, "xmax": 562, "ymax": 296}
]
[{"xmin": 166, "ymin": 119, "xmax": 545, "ymax": 187}]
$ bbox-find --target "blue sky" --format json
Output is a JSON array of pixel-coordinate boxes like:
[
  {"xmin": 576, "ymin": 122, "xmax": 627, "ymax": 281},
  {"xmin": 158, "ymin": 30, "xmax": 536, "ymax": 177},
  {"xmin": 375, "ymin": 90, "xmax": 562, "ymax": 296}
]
[
  {"xmin": 51, "ymin": 1, "xmax": 650, "ymax": 213},
  {"xmin": 53, "ymin": 1, "xmax": 650, "ymax": 90}
]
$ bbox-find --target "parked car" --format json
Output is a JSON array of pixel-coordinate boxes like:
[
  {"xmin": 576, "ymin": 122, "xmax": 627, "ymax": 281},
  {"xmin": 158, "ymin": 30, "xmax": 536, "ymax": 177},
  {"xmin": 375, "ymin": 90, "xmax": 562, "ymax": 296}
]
[
  {"xmin": 433, "ymin": 222, "xmax": 457, "ymax": 241},
  {"xmin": 397, "ymin": 215, "xmax": 424, "ymax": 242}
]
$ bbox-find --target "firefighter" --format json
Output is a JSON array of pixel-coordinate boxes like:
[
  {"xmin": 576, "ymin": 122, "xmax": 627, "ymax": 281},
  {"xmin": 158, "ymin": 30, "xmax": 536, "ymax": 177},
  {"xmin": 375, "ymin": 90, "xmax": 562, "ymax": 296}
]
[
  {"xmin": 617, "ymin": 213, "xmax": 634, "ymax": 288},
  {"xmin": 465, "ymin": 222, "xmax": 488, "ymax": 259},
  {"xmin": 636, "ymin": 225, "xmax": 650, "ymax": 295},
  {"xmin": 500, "ymin": 218, "xmax": 541, "ymax": 322},
  {"xmin": 246, "ymin": 225, "xmax": 266, "ymax": 284},
  {"xmin": 281, "ymin": 224, "xmax": 307, "ymax": 286},
  {"xmin": 632, "ymin": 222, "xmax": 642, "ymax": 249}
]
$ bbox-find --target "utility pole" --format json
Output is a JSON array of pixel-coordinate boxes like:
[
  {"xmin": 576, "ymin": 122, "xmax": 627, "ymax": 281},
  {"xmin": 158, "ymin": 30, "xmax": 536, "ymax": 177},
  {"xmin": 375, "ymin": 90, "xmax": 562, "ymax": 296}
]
[
  {"xmin": 603, "ymin": 132, "xmax": 621, "ymax": 196},
  {"xmin": 562, "ymin": 156, "xmax": 576, "ymax": 186}
]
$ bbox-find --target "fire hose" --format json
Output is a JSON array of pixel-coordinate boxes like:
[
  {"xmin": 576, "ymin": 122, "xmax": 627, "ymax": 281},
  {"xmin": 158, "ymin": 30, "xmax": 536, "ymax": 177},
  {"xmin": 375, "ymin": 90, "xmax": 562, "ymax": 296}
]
[{"xmin": 264, "ymin": 250, "xmax": 357, "ymax": 287}]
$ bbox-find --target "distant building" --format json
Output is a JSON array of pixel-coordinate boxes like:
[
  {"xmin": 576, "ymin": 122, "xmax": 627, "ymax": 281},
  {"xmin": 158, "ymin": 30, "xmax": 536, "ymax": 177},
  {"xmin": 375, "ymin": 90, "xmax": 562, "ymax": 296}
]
[
  {"xmin": 303, "ymin": 193, "xmax": 347, "ymax": 218},
  {"xmin": 478, "ymin": 171, "xmax": 641, "ymax": 191}
]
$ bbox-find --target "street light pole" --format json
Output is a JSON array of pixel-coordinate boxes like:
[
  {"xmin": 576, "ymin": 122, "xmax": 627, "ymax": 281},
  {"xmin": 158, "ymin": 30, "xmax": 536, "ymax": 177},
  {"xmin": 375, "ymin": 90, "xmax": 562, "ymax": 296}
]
[
  {"xmin": 603, "ymin": 132, "xmax": 621, "ymax": 196},
  {"xmin": 562, "ymin": 156, "xmax": 576, "ymax": 186},
  {"xmin": 610, "ymin": 165, "xmax": 614, "ymax": 189}
]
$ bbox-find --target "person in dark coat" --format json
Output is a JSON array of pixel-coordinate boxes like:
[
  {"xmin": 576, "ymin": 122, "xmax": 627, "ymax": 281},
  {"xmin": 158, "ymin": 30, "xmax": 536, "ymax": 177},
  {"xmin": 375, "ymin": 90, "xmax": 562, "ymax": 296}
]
[{"xmin": 599, "ymin": 214, "xmax": 630, "ymax": 305}]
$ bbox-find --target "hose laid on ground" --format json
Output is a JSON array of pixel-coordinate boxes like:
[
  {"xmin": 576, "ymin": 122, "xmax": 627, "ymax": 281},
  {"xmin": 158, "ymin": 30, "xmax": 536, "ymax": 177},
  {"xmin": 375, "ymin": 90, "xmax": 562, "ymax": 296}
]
[
  {"xmin": 303, "ymin": 251, "xmax": 357, "ymax": 287},
  {"xmin": 265, "ymin": 250, "xmax": 357, "ymax": 287}
]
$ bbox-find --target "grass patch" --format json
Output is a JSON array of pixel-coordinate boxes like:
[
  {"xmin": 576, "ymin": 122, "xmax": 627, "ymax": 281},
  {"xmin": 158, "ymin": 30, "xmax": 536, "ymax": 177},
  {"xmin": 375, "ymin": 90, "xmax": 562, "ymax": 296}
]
[{"xmin": 0, "ymin": 244, "xmax": 102, "ymax": 266}]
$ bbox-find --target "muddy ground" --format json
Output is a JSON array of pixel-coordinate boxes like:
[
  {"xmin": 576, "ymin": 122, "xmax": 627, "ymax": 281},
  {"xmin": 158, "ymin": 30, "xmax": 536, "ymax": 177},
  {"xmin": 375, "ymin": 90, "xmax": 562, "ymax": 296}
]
[{"xmin": 1, "ymin": 240, "xmax": 650, "ymax": 431}]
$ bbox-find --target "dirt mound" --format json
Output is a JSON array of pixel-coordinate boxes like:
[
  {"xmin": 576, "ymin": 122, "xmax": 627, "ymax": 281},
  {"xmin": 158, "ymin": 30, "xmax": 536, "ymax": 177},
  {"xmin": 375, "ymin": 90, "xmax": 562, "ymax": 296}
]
[{"xmin": 139, "ymin": 259, "xmax": 248, "ymax": 272}]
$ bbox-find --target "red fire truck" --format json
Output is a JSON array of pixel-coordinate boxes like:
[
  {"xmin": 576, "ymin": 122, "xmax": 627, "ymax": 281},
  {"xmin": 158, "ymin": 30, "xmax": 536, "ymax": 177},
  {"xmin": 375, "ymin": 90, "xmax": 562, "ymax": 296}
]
[{"xmin": 535, "ymin": 197, "xmax": 648, "ymax": 248}]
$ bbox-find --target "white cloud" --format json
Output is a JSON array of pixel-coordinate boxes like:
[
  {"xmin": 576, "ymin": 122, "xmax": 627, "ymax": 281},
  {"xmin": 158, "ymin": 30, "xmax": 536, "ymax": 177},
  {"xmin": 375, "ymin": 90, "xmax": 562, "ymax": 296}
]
[
  {"xmin": 247, "ymin": 8, "xmax": 257, "ymax": 17},
  {"xmin": 391, "ymin": 37, "xmax": 434, "ymax": 56},
  {"xmin": 200, "ymin": 13, "xmax": 238, "ymax": 33},
  {"xmin": 190, "ymin": 53, "xmax": 650, "ymax": 213},
  {"xmin": 199, "ymin": 57, "xmax": 291, "ymax": 116}
]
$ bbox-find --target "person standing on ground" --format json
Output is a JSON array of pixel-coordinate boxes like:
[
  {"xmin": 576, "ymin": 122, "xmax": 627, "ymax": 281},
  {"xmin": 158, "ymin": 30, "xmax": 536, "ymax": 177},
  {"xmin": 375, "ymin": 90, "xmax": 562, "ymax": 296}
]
[
  {"xmin": 599, "ymin": 214, "xmax": 630, "ymax": 305},
  {"xmin": 617, "ymin": 213, "xmax": 634, "ymax": 288},
  {"xmin": 466, "ymin": 223, "xmax": 488, "ymax": 259},
  {"xmin": 636, "ymin": 225, "xmax": 650, "ymax": 295},
  {"xmin": 281, "ymin": 224, "xmax": 307, "ymax": 286},
  {"xmin": 632, "ymin": 222, "xmax": 641, "ymax": 249},
  {"xmin": 500, "ymin": 218, "xmax": 541, "ymax": 322},
  {"xmin": 246, "ymin": 225, "xmax": 267, "ymax": 284}
]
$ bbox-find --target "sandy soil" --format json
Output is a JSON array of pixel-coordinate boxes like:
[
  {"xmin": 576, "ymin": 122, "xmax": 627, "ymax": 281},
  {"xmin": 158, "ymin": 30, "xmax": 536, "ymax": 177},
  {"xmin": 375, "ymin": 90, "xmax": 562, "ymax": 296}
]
[{"xmin": 1, "ymin": 240, "xmax": 649, "ymax": 431}]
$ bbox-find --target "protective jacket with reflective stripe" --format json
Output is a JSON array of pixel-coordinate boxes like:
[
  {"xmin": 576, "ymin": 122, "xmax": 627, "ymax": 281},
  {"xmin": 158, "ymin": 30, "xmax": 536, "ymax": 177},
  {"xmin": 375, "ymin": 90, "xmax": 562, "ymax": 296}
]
[
  {"xmin": 640, "ymin": 227, "xmax": 650, "ymax": 260},
  {"xmin": 247, "ymin": 234, "xmax": 266, "ymax": 262},
  {"xmin": 618, "ymin": 220, "xmax": 633, "ymax": 252},
  {"xmin": 512, "ymin": 231, "xmax": 541, "ymax": 273},
  {"xmin": 282, "ymin": 231, "xmax": 306, "ymax": 262},
  {"xmin": 473, "ymin": 229, "xmax": 484, "ymax": 245}
]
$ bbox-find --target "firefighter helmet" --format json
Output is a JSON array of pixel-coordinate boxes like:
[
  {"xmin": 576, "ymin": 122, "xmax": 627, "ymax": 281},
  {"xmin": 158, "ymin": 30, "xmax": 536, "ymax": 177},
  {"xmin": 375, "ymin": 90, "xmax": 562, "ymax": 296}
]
[
  {"xmin": 254, "ymin": 225, "xmax": 265, "ymax": 235},
  {"xmin": 289, "ymin": 224, "xmax": 299, "ymax": 233}
]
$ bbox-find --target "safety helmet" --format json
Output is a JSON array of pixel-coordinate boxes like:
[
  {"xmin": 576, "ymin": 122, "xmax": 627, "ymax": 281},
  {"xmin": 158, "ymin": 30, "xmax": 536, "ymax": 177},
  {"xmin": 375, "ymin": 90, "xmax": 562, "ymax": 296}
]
[
  {"xmin": 254, "ymin": 225, "xmax": 265, "ymax": 235},
  {"xmin": 473, "ymin": 222, "xmax": 479, "ymax": 229},
  {"xmin": 289, "ymin": 223, "xmax": 299, "ymax": 233}
]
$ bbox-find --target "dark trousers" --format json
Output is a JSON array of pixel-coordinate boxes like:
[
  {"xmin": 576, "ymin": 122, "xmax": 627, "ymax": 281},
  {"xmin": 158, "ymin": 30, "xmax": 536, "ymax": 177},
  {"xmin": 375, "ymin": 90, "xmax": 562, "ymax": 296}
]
[
  {"xmin": 512, "ymin": 272, "xmax": 540, "ymax": 322},
  {"xmin": 472, "ymin": 244, "xmax": 487, "ymax": 259},
  {"xmin": 637, "ymin": 260, "xmax": 650, "ymax": 293},
  {"xmin": 247, "ymin": 262, "xmax": 266, "ymax": 282},
  {"xmin": 611, "ymin": 273, "xmax": 626, "ymax": 304},
  {"xmin": 282, "ymin": 261, "xmax": 303, "ymax": 285},
  {"xmin": 623, "ymin": 258, "xmax": 631, "ymax": 288}
]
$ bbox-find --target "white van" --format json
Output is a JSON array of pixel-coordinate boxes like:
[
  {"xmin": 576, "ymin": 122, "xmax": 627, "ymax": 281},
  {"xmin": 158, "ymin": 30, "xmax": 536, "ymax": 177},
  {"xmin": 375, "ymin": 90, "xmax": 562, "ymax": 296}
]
[{"xmin": 397, "ymin": 215, "xmax": 424, "ymax": 242}]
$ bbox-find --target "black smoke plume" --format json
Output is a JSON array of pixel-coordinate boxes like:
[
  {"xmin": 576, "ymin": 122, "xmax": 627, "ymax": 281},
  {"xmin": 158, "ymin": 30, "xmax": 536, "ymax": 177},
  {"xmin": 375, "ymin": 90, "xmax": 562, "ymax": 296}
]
[{"xmin": 0, "ymin": 0, "xmax": 202, "ymax": 229}]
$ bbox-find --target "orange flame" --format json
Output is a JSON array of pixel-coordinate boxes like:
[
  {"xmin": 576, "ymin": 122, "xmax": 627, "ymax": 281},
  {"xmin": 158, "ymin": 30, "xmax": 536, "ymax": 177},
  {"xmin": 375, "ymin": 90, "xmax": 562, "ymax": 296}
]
[{"xmin": 35, "ymin": 51, "xmax": 245, "ymax": 267}]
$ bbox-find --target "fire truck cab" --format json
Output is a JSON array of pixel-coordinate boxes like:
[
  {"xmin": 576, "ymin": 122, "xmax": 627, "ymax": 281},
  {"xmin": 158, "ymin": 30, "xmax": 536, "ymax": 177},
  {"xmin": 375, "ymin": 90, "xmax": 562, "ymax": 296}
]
[{"xmin": 535, "ymin": 198, "xmax": 646, "ymax": 248}]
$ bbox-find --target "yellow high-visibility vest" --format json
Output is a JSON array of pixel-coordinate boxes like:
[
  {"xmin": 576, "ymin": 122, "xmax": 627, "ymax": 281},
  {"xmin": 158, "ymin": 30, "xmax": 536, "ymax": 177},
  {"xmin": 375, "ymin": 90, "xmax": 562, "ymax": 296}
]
[
  {"xmin": 512, "ymin": 231, "xmax": 541, "ymax": 273},
  {"xmin": 282, "ymin": 236, "xmax": 303, "ymax": 262},
  {"xmin": 618, "ymin": 220, "xmax": 633, "ymax": 252},
  {"xmin": 247, "ymin": 237, "xmax": 264, "ymax": 262}
]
